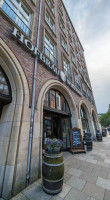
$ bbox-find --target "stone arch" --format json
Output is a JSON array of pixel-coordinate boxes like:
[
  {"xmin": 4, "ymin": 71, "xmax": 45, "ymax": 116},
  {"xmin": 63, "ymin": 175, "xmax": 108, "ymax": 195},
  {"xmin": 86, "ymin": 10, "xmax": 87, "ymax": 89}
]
[
  {"xmin": 91, "ymin": 108, "xmax": 101, "ymax": 135},
  {"xmin": 79, "ymin": 100, "xmax": 95, "ymax": 139},
  {"xmin": 0, "ymin": 39, "xmax": 30, "ymax": 199},
  {"xmin": 34, "ymin": 80, "xmax": 78, "ymax": 175}
]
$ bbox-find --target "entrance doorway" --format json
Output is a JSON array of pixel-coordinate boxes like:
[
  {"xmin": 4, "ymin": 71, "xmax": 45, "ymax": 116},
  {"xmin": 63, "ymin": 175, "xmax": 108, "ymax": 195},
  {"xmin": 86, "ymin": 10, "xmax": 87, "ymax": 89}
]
[{"xmin": 43, "ymin": 89, "xmax": 71, "ymax": 150}]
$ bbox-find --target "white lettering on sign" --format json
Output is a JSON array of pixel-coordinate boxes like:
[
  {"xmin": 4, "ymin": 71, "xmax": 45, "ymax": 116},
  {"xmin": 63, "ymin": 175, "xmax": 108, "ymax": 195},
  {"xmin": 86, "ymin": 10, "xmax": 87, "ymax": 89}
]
[{"xmin": 12, "ymin": 27, "xmax": 82, "ymax": 96}]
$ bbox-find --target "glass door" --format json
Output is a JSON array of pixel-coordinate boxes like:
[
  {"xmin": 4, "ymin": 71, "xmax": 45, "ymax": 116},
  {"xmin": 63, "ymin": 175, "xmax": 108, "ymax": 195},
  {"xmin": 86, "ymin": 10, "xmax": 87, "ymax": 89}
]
[{"xmin": 61, "ymin": 118, "xmax": 71, "ymax": 149}]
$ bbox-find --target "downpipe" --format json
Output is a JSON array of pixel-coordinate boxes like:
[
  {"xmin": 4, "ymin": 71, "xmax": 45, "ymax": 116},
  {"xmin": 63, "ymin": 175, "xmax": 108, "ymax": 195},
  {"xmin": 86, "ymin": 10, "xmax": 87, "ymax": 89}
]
[{"xmin": 26, "ymin": 0, "xmax": 42, "ymax": 186}]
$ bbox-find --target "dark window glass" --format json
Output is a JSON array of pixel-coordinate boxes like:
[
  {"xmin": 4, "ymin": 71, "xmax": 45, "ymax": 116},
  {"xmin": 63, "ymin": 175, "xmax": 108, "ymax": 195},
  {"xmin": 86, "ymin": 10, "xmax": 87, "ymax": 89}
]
[
  {"xmin": 44, "ymin": 89, "xmax": 70, "ymax": 114},
  {"xmin": 50, "ymin": 90, "xmax": 55, "ymax": 109},
  {"xmin": 56, "ymin": 91, "xmax": 61, "ymax": 110},
  {"xmin": 44, "ymin": 91, "xmax": 49, "ymax": 107}
]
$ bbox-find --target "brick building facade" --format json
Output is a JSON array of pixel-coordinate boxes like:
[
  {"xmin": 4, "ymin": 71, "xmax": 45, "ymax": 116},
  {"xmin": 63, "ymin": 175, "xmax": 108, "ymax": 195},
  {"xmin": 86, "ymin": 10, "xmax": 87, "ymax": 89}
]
[{"xmin": 0, "ymin": 0, "xmax": 101, "ymax": 199}]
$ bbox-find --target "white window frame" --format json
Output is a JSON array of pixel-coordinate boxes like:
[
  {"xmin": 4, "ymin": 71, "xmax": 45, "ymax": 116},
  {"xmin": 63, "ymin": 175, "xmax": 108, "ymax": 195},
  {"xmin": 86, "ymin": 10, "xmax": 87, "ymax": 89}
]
[
  {"xmin": 61, "ymin": 36, "xmax": 68, "ymax": 52},
  {"xmin": 44, "ymin": 34, "xmax": 56, "ymax": 63},
  {"xmin": 2, "ymin": 0, "xmax": 31, "ymax": 37},
  {"xmin": 45, "ymin": 11, "xmax": 55, "ymax": 33},
  {"xmin": 46, "ymin": 0, "xmax": 55, "ymax": 14}
]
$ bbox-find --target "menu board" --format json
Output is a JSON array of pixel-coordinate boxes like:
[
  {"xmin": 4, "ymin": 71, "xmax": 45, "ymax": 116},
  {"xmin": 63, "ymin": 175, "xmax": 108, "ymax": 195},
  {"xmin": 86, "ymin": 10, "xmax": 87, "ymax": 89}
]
[
  {"xmin": 70, "ymin": 128, "xmax": 83, "ymax": 149},
  {"xmin": 72, "ymin": 130, "xmax": 81, "ymax": 147}
]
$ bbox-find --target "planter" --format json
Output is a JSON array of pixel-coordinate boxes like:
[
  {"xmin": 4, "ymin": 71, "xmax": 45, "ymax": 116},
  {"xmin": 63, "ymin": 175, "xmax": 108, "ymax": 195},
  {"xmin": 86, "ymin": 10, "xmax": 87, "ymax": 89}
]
[
  {"xmin": 42, "ymin": 152, "xmax": 64, "ymax": 195},
  {"xmin": 47, "ymin": 146, "xmax": 60, "ymax": 154}
]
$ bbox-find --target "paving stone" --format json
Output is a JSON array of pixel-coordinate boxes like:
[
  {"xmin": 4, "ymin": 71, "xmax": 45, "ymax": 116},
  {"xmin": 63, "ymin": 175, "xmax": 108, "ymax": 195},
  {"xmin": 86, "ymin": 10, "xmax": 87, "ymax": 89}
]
[
  {"xmin": 67, "ymin": 168, "xmax": 83, "ymax": 177},
  {"xmin": 22, "ymin": 183, "xmax": 52, "ymax": 200},
  {"xmin": 104, "ymin": 189, "xmax": 110, "ymax": 200},
  {"xmin": 80, "ymin": 171, "xmax": 97, "ymax": 184},
  {"xmin": 86, "ymin": 159, "xmax": 97, "ymax": 164},
  {"xmin": 96, "ymin": 177, "xmax": 110, "ymax": 191},
  {"xmin": 104, "ymin": 159, "xmax": 110, "ymax": 164},
  {"xmin": 64, "ymin": 188, "xmax": 90, "ymax": 200},
  {"xmin": 67, "ymin": 175, "xmax": 86, "ymax": 191},
  {"xmin": 90, "ymin": 198, "xmax": 98, "ymax": 200},
  {"xmin": 11, "ymin": 193, "xmax": 28, "ymax": 200},
  {"xmin": 91, "ymin": 168, "xmax": 108, "ymax": 179},
  {"xmin": 50, "ymin": 196, "xmax": 63, "ymax": 200},
  {"xmin": 64, "ymin": 173, "xmax": 71, "ymax": 183},
  {"xmin": 58, "ymin": 183, "xmax": 71, "ymax": 199},
  {"xmin": 82, "ymin": 182, "xmax": 104, "ymax": 200},
  {"xmin": 96, "ymin": 161, "xmax": 109, "ymax": 168}
]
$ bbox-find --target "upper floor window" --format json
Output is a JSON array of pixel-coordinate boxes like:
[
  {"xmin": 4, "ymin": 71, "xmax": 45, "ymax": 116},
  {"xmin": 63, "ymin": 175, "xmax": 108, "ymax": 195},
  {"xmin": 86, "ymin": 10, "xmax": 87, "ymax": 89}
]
[
  {"xmin": 60, "ymin": 20, "xmax": 65, "ymax": 34},
  {"xmin": 61, "ymin": 36, "xmax": 68, "ymax": 52},
  {"xmin": 45, "ymin": 11, "xmax": 55, "ymax": 33},
  {"xmin": 63, "ymin": 58, "xmax": 72, "ymax": 81},
  {"xmin": 46, "ymin": 0, "xmax": 54, "ymax": 14},
  {"xmin": 74, "ymin": 73, "xmax": 81, "ymax": 90},
  {"xmin": 1, "ymin": 0, "xmax": 32, "ymax": 38},
  {"xmin": 71, "ymin": 53, "xmax": 76, "ymax": 65},
  {"xmin": 44, "ymin": 34, "xmax": 58, "ymax": 66},
  {"xmin": 82, "ymin": 82, "xmax": 87, "ymax": 96}
]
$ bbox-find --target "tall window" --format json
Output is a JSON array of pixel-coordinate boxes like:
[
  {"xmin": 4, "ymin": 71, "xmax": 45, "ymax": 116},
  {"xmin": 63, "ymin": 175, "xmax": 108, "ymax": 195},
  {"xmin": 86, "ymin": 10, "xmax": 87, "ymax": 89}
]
[
  {"xmin": 63, "ymin": 58, "xmax": 72, "ymax": 81},
  {"xmin": 0, "ymin": 66, "xmax": 12, "ymax": 116},
  {"xmin": 2, "ymin": 0, "xmax": 32, "ymax": 38},
  {"xmin": 46, "ymin": 0, "xmax": 54, "ymax": 14},
  {"xmin": 82, "ymin": 82, "xmax": 87, "ymax": 96},
  {"xmin": 61, "ymin": 36, "xmax": 68, "ymax": 52},
  {"xmin": 44, "ymin": 34, "xmax": 57, "ymax": 66},
  {"xmin": 71, "ymin": 53, "xmax": 76, "ymax": 65},
  {"xmin": 74, "ymin": 73, "xmax": 80, "ymax": 90},
  {"xmin": 45, "ymin": 11, "xmax": 55, "ymax": 33},
  {"xmin": 80, "ymin": 105, "xmax": 90, "ymax": 132},
  {"xmin": 44, "ymin": 89, "xmax": 70, "ymax": 113}
]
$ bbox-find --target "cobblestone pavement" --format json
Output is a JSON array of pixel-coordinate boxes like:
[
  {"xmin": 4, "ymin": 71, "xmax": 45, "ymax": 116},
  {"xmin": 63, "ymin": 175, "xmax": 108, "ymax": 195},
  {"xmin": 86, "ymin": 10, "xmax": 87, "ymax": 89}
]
[{"xmin": 1, "ymin": 136, "xmax": 110, "ymax": 200}]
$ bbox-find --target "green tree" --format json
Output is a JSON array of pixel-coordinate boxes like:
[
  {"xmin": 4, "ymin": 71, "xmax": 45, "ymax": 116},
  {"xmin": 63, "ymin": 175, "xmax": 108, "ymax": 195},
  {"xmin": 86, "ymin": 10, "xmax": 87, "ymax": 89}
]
[{"xmin": 99, "ymin": 111, "xmax": 110, "ymax": 127}]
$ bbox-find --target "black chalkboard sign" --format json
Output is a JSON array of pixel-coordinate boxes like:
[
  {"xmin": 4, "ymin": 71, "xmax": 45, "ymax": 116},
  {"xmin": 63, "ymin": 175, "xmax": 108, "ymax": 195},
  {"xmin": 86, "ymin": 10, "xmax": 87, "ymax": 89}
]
[{"xmin": 70, "ymin": 128, "xmax": 83, "ymax": 149}]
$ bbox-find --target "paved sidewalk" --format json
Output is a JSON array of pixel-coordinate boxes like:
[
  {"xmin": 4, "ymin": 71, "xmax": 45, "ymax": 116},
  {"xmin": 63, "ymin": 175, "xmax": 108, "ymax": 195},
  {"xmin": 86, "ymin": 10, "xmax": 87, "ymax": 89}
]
[{"xmin": 2, "ymin": 136, "xmax": 110, "ymax": 200}]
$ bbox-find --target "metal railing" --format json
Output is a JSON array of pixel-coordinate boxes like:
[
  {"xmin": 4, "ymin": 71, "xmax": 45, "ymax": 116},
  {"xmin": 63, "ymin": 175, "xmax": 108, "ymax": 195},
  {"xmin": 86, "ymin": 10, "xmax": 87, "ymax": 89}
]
[
  {"xmin": 44, "ymin": 46, "xmax": 58, "ymax": 66},
  {"xmin": 1, "ymin": 0, "xmax": 32, "ymax": 38}
]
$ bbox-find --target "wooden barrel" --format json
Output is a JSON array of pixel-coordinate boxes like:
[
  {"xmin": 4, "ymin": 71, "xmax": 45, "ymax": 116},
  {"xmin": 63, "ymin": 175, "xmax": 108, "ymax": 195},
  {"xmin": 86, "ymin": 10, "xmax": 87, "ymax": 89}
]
[
  {"xmin": 86, "ymin": 141, "xmax": 93, "ymax": 151},
  {"xmin": 42, "ymin": 152, "xmax": 64, "ymax": 195}
]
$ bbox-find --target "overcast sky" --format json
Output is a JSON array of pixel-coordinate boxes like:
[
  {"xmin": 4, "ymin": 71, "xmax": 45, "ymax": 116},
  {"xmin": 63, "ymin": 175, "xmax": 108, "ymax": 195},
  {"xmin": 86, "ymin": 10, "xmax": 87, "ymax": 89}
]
[{"xmin": 63, "ymin": 0, "xmax": 110, "ymax": 114}]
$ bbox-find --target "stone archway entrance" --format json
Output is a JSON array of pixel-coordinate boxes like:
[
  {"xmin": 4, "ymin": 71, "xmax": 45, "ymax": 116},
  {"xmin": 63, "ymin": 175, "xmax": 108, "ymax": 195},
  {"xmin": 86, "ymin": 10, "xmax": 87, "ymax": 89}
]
[{"xmin": 43, "ymin": 89, "xmax": 71, "ymax": 150}]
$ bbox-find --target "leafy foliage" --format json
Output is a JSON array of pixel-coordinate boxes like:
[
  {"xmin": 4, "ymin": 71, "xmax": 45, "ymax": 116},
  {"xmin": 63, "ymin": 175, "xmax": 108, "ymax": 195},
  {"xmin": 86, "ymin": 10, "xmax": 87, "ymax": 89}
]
[{"xmin": 99, "ymin": 111, "xmax": 110, "ymax": 127}]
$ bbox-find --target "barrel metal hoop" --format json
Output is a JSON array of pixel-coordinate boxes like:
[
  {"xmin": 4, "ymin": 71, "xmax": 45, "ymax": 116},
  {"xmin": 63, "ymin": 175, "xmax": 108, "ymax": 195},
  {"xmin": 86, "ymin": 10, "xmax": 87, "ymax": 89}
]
[
  {"xmin": 43, "ymin": 161, "xmax": 64, "ymax": 167},
  {"xmin": 44, "ymin": 153, "xmax": 63, "ymax": 158},
  {"xmin": 43, "ymin": 185, "xmax": 62, "ymax": 194},
  {"xmin": 43, "ymin": 176, "xmax": 64, "ymax": 183}
]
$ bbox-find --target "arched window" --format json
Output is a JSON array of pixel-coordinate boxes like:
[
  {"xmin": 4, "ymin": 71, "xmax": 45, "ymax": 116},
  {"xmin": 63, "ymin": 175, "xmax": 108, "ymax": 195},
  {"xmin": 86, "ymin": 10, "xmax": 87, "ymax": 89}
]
[
  {"xmin": 0, "ymin": 66, "xmax": 12, "ymax": 116},
  {"xmin": 44, "ymin": 89, "xmax": 70, "ymax": 114},
  {"xmin": 80, "ymin": 105, "xmax": 90, "ymax": 132}
]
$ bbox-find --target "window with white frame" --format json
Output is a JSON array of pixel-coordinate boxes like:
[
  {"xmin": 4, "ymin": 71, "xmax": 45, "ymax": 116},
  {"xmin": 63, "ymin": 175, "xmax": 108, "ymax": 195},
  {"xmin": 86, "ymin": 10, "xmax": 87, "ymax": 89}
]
[
  {"xmin": 46, "ymin": 0, "xmax": 54, "ymax": 14},
  {"xmin": 45, "ymin": 11, "xmax": 55, "ymax": 33},
  {"xmin": 60, "ymin": 20, "xmax": 65, "ymax": 34},
  {"xmin": 71, "ymin": 53, "xmax": 76, "ymax": 65},
  {"xmin": 74, "ymin": 73, "xmax": 80, "ymax": 89},
  {"xmin": 82, "ymin": 82, "xmax": 87, "ymax": 96},
  {"xmin": 44, "ymin": 34, "xmax": 57, "ymax": 65},
  {"xmin": 63, "ymin": 58, "xmax": 72, "ymax": 81},
  {"xmin": 2, "ymin": 0, "xmax": 32, "ymax": 38},
  {"xmin": 61, "ymin": 36, "xmax": 68, "ymax": 52}
]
